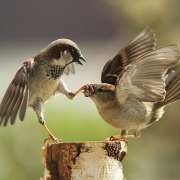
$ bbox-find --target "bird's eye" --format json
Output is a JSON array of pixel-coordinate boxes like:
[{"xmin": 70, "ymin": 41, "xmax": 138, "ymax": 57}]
[{"xmin": 70, "ymin": 48, "xmax": 78, "ymax": 58}]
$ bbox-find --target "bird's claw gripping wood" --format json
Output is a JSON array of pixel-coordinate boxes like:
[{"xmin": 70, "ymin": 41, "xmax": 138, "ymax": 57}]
[
  {"xmin": 108, "ymin": 135, "xmax": 129, "ymax": 143},
  {"xmin": 42, "ymin": 123, "xmax": 60, "ymax": 143},
  {"xmin": 43, "ymin": 136, "xmax": 61, "ymax": 145},
  {"xmin": 108, "ymin": 132, "xmax": 141, "ymax": 142}
]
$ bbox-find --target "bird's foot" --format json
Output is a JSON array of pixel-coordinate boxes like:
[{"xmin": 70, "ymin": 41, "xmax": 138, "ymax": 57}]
[
  {"xmin": 108, "ymin": 131, "xmax": 141, "ymax": 142},
  {"xmin": 67, "ymin": 92, "xmax": 75, "ymax": 100},
  {"xmin": 44, "ymin": 135, "xmax": 61, "ymax": 144},
  {"xmin": 74, "ymin": 84, "xmax": 96, "ymax": 97},
  {"xmin": 82, "ymin": 84, "xmax": 96, "ymax": 97},
  {"xmin": 41, "ymin": 122, "xmax": 61, "ymax": 143},
  {"xmin": 108, "ymin": 135, "xmax": 129, "ymax": 143},
  {"xmin": 49, "ymin": 134, "xmax": 61, "ymax": 143}
]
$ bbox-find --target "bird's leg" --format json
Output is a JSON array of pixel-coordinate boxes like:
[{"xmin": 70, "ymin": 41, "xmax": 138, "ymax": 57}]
[
  {"xmin": 39, "ymin": 117, "xmax": 59, "ymax": 142},
  {"xmin": 32, "ymin": 102, "xmax": 59, "ymax": 142},
  {"xmin": 56, "ymin": 79, "xmax": 75, "ymax": 99},
  {"xmin": 133, "ymin": 130, "xmax": 141, "ymax": 138},
  {"xmin": 73, "ymin": 86, "xmax": 86, "ymax": 97}
]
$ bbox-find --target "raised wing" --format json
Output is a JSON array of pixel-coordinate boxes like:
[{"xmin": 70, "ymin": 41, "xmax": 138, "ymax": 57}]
[
  {"xmin": 0, "ymin": 65, "xmax": 29, "ymax": 126},
  {"xmin": 115, "ymin": 46, "xmax": 179, "ymax": 104},
  {"xmin": 101, "ymin": 27, "xmax": 156, "ymax": 85}
]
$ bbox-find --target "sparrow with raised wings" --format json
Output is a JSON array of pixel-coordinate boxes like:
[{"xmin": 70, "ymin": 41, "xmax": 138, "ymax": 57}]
[
  {"xmin": 0, "ymin": 39, "xmax": 85, "ymax": 141},
  {"xmin": 74, "ymin": 28, "xmax": 180, "ymax": 140}
]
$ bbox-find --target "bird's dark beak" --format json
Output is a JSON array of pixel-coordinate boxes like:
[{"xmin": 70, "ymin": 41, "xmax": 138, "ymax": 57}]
[
  {"xmin": 80, "ymin": 55, "xmax": 86, "ymax": 62},
  {"xmin": 65, "ymin": 55, "xmax": 86, "ymax": 67},
  {"xmin": 64, "ymin": 55, "xmax": 86, "ymax": 68},
  {"xmin": 76, "ymin": 55, "xmax": 86, "ymax": 65}
]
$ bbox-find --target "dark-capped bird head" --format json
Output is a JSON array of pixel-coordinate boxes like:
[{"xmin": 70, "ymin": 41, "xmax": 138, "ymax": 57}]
[
  {"xmin": 35, "ymin": 38, "xmax": 86, "ymax": 67},
  {"xmin": 94, "ymin": 83, "xmax": 115, "ymax": 93},
  {"xmin": 83, "ymin": 83, "xmax": 115, "ymax": 98}
]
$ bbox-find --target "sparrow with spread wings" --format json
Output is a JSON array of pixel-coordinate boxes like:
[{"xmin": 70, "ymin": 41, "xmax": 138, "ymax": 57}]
[
  {"xmin": 74, "ymin": 28, "xmax": 180, "ymax": 140},
  {"xmin": 0, "ymin": 39, "xmax": 85, "ymax": 141}
]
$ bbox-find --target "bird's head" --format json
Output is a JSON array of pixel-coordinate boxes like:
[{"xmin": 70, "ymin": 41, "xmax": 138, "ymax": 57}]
[
  {"xmin": 94, "ymin": 84, "xmax": 115, "ymax": 93},
  {"xmin": 80, "ymin": 83, "xmax": 115, "ymax": 98},
  {"xmin": 36, "ymin": 38, "xmax": 86, "ymax": 67},
  {"xmin": 79, "ymin": 83, "xmax": 115, "ymax": 105}
]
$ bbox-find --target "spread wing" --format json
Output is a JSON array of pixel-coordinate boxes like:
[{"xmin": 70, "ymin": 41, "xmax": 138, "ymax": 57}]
[
  {"xmin": 101, "ymin": 27, "xmax": 156, "ymax": 85},
  {"xmin": 115, "ymin": 46, "xmax": 179, "ymax": 104},
  {"xmin": 0, "ymin": 65, "xmax": 29, "ymax": 126}
]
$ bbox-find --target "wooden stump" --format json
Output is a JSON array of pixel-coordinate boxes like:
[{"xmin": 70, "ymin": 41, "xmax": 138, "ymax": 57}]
[{"xmin": 42, "ymin": 141, "xmax": 127, "ymax": 180}]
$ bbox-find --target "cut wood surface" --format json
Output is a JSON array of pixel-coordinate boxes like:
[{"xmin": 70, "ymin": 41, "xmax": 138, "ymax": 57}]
[{"xmin": 42, "ymin": 141, "xmax": 127, "ymax": 180}]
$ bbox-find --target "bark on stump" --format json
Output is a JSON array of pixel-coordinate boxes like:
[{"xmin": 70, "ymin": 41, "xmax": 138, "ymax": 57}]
[{"xmin": 42, "ymin": 141, "xmax": 127, "ymax": 180}]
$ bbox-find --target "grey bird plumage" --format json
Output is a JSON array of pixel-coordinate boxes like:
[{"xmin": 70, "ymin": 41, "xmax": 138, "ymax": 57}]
[
  {"xmin": 0, "ymin": 38, "xmax": 85, "ymax": 140},
  {"xmin": 77, "ymin": 28, "xmax": 180, "ymax": 139}
]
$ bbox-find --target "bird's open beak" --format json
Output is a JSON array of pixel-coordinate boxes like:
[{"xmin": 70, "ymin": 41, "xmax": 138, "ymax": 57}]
[
  {"xmin": 64, "ymin": 55, "xmax": 86, "ymax": 68},
  {"xmin": 77, "ymin": 55, "xmax": 86, "ymax": 65},
  {"xmin": 80, "ymin": 55, "xmax": 86, "ymax": 62}
]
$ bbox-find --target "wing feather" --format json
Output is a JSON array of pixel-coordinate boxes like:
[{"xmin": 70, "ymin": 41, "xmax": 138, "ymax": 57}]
[
  {"xmin": 0, "ymin": 65, "xmax": 29, "ymax": 126},
  {"xmin": 10, "ymin": 73, "xmax": 27, "ymax": 124},
  {"xmin": 19, "ymin": 82, "xmax": 29, "ymax": 121},
  {"xmin": 101, "ymin": 27, "xmax": 156, "ymax": 85},
  {"xmin": 10, "ymin": 83, "xmax": 25, "ymax": 125},
  {"xmin": 3, "ymin": 80, "xmax": 24, "ymax": 126},
  {"xmin": 116, "ymin": 46, "xmax": 179, "ymax": 104},
  {"xmin": 0, "ymin": 85, "xmax": 16, "ymax": 122}
]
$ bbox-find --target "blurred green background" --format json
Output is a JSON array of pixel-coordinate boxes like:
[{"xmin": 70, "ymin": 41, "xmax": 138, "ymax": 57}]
[{"xmin": 0, "ymin": 0, "xmax": 180, "ymax": 179}]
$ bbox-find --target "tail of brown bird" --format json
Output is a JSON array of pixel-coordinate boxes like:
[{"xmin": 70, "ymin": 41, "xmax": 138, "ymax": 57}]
[{"xmin": 158, "ymin": 66, "xmax": 180, "ymax": 107}]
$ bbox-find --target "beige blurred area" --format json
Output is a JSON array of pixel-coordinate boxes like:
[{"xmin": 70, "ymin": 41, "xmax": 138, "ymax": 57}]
[{"xmin": 0, "ymin": 0, "xmax": 180, "ymax": 179}]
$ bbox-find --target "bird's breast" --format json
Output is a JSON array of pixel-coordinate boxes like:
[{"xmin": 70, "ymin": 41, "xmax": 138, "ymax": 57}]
[
  {"xmin": 28, "ymin": 66, "xmax": 59, "ymax": 105},
  {"xmin": 96, "ymin": 99, "xmax": 154, "ymax": 130}
]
